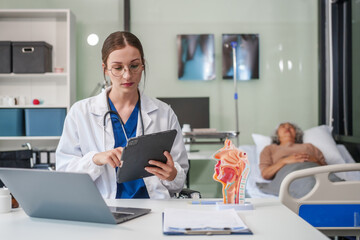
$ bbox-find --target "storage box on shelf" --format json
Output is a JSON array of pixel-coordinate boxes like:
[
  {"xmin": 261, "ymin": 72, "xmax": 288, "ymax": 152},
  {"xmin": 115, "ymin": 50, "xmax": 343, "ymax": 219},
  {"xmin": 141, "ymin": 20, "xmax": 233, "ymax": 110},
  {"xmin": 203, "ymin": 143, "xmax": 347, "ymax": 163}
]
[
  {"xmin": 0, "ymin": 108, "xmax": 24, "ymax": 136},
  {"xmin": 0, "ymin": 41, "xmax": 11, "ymax": 73},
  {"xmin": 0, "ymin": 9, "xmax": 76, "ymax": 151},
  {"xmin": 24, "ymin": 108, "xmax": 66, "ymax": 136},
  {"xmin": 12, "ymin": 41, "xmax": 52, "ymax": 73}
]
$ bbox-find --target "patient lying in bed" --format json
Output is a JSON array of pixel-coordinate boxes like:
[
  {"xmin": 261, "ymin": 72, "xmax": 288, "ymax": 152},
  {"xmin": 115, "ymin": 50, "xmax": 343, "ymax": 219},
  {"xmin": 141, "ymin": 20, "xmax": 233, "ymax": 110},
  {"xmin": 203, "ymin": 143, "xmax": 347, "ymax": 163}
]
[{"xmin": 257, "ymin": 122, "xmax": 342, "ymax": 198}]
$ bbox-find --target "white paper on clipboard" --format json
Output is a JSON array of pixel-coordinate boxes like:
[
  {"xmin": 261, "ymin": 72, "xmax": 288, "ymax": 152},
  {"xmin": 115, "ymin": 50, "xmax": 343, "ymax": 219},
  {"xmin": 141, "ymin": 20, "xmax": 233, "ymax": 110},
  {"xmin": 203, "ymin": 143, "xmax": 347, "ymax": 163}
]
[{"xmin": 163, "ymin": 208, "xmax": 251, "ymax": 234}]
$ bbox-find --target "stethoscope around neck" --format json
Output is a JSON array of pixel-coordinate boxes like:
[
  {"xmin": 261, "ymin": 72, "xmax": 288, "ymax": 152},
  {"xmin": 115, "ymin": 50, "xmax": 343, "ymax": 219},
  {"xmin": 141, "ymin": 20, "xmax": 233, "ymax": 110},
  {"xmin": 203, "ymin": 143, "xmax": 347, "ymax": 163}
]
[{"xmin": 102, "ymin": 90, "xmax": 145, "ymax": 151}]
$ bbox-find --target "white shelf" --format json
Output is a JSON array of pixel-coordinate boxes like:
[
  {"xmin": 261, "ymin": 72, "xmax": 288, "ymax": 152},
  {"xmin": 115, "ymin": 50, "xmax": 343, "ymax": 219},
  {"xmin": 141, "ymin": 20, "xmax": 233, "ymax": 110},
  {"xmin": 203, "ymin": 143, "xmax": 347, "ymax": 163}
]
[
  {"xmin": 0, "ymin": 9, "xmax": 76, "ymax": 151},
  {"xmin": 0, "ymin": 136, "xmax": 61, "ymax": 141},
  {"xmin": 0, "ymin": 105, "xmax": 67, "ymax": 109},
  {"xmin": 0, "ymin": 9, "xmax": 69, "ymax": 19},
  {"xmin": 0, "ymin": 73, "xmax": 67, "ymax": 79}
]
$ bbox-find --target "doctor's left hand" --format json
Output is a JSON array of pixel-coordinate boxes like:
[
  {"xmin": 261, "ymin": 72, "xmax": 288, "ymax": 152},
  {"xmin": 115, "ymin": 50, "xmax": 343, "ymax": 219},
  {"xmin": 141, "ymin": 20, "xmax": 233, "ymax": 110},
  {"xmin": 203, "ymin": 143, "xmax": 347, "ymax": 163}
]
[{"xmin": 145, "ymin": 151, "xmax": 177, "ymax": 181}]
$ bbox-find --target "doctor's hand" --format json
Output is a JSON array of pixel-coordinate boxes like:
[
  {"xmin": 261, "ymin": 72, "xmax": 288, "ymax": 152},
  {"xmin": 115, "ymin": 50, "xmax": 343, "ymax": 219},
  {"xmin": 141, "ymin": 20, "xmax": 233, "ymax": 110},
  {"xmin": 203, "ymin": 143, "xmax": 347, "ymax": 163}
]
[
  {"xmin": 92, "ymin": 147, "xmax": 123, "ymax": 168},
  {"xmin": 145, "ymin": 151, "xmax": 177, "ymax": 181}
]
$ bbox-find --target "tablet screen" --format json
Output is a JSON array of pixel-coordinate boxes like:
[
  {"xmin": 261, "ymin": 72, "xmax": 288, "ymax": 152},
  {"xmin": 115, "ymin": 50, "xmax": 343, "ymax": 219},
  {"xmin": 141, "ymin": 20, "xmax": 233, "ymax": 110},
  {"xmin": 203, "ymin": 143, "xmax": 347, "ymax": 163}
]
[{"xmin": 116, "ymin": 129, "xmax": 177, "ymax": 183}]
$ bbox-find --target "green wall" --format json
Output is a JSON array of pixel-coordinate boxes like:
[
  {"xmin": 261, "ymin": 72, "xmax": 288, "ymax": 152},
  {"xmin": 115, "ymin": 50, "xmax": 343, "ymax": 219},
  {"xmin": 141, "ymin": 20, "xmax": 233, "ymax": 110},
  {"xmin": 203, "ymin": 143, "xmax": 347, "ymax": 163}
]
[
  {"xmin": 130, "ymin": 0, "xmax": 319, "ymax": 146},
  {"xmin": 1, "ymin": 0, "xmax": 320, "ymax": 197}
]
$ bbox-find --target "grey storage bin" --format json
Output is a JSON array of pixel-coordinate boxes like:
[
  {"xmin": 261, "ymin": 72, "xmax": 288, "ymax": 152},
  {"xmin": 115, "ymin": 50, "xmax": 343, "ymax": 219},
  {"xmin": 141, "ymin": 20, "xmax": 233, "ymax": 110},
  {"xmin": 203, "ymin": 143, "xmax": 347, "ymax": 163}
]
[
  {"xmin": 0, "ymin": 41, "xmax": 12, "ymax": 73},
  {"xmin": 12, "ymin": 41, "xmax": 52, "ymax": 73}
]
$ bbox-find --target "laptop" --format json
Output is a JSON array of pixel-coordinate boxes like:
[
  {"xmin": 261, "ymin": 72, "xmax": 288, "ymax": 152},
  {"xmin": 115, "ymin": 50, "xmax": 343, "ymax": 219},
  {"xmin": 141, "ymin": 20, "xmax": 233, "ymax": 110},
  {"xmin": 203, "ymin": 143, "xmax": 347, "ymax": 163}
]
[{"xmin": 0, "ymin": 168, "xmax": 151, "ymax": 224}]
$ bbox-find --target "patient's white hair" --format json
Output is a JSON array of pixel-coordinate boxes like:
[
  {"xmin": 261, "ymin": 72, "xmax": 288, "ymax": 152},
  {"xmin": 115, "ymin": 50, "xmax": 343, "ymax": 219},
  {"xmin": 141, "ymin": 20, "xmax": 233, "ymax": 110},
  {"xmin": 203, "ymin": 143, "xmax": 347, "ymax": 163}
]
[{"xmin": 271, "ymin": 122, "xmax": 303, "ymax": 145}]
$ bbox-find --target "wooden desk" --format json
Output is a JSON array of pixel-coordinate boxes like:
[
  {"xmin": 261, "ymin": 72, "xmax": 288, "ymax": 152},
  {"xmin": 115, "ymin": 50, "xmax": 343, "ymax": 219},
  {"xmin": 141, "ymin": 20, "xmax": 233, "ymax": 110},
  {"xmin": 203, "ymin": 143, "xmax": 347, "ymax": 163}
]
[{"xmin": 0, "ymin": 198, "xmax": 328, "ymax": 240}]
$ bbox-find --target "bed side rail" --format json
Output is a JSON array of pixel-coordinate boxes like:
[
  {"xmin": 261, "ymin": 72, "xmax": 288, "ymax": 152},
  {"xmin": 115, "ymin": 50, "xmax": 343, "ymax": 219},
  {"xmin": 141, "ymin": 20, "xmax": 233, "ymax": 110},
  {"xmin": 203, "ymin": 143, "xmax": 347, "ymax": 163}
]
[{"xmin": 279, "ymin": 163, "xmax": 360, "ymax": 214}]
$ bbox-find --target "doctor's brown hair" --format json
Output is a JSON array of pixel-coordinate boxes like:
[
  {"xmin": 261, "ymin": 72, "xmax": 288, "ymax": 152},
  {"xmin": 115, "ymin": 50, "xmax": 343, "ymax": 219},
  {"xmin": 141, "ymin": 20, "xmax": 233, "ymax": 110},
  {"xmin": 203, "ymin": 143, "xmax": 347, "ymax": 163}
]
[{"xmin": 101, "ymin": 31, "xmax": 146, "ymax": 80}]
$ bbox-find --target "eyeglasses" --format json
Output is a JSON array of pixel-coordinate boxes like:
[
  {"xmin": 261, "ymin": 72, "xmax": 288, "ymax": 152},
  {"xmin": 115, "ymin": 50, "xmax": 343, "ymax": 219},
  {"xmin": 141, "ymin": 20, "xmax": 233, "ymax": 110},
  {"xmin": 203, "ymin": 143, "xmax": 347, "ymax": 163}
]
[{"xmin": 107, "ymin": 62, "xmax": 144, "ymax": 77}]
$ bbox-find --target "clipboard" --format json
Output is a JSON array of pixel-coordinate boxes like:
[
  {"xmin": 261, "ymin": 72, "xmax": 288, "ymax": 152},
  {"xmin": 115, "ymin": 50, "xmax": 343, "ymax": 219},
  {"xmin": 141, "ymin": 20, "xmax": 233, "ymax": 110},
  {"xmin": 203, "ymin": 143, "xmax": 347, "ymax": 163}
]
[
  {"xmin": 162, "ymin": 208, "xmax": 253, "ymax": 235},
  {"xmin": 116, "ymin": 129, "xmax": 177, "ymax": 183}
]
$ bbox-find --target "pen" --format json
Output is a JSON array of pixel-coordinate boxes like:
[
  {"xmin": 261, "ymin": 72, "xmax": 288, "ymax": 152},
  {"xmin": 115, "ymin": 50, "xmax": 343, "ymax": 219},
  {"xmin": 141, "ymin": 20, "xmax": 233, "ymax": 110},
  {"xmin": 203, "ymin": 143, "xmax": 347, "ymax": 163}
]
[
  {"xmin": 191, "ymin": 200, "xmax": 220, "ymax": 205},
  {"xmin": 185, "ymin": 228, "xmax": 232, "ymax": 235}
]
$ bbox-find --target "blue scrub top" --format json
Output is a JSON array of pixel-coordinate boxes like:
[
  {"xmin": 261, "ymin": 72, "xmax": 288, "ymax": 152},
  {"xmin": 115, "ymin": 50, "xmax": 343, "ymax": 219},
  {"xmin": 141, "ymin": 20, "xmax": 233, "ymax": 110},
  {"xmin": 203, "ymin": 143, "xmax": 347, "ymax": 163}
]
[{"xmin": 108, "ymin": 98, "xmax": 149, "ymax": 199}]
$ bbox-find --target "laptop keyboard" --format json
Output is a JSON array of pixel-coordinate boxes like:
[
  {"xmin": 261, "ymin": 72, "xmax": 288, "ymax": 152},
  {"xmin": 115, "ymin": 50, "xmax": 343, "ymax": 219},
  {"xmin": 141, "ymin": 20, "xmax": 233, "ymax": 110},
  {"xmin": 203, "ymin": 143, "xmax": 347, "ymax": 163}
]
[{"xmin": 112, "ymin": 212, "xmax": 134, "ymax": 220}]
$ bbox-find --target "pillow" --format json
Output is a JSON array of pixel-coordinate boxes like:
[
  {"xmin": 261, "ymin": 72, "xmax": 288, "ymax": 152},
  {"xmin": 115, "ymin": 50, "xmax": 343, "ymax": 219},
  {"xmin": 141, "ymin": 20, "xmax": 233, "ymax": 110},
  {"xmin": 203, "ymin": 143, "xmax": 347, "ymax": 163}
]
[
  {"xmin": 303, "ymin": 125, "xmax": 345, "ymax": 165},
  {"xmin": 336, "ymin": 144, "xmax": 360, "ymax": 181},
  {"xmin": 251, "ymin": 133, "xmax": 271, "ymax": 165},
  {"xmin": 251, "ymin": 125, "xmax": 346, "ymax": 182},
  {"xmin": 251, "ymin": 133, "xmax": 271, "ymax": 183}
]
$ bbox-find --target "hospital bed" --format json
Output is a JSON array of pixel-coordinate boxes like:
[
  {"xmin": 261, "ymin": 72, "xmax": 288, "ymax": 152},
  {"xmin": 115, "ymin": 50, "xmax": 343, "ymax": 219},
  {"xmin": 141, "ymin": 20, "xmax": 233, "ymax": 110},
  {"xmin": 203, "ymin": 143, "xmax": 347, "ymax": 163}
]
[
  {"xmin": 239, "ymin": 125, "xmax": 360, "ymax": 238},
  {"xmin": 240, "ymin": 143, "xmax": 360, "ymax": 199},
  {"xmin": 239, "ymin": 125, "xmax": 360, "ymax": 199}
]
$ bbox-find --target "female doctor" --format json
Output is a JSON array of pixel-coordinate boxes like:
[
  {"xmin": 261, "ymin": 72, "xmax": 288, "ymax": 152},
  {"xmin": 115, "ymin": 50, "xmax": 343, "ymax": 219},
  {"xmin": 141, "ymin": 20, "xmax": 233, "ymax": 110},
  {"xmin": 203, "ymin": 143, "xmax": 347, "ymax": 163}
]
[{"xmin": 56, "ymin": 31, "xmax": 189, "ymax": 199}]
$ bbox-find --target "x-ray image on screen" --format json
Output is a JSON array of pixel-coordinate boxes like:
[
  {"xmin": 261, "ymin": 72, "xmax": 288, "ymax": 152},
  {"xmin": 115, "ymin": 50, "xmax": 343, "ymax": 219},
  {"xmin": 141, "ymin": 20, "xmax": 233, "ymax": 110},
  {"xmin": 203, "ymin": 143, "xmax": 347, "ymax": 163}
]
[
  {"xmin": 222, "ymin": 34, "xmax": 259, "ymax": 80},
  {"xmin": 177, "ymin": 34, "xmax": 215, "ymax": 81}
]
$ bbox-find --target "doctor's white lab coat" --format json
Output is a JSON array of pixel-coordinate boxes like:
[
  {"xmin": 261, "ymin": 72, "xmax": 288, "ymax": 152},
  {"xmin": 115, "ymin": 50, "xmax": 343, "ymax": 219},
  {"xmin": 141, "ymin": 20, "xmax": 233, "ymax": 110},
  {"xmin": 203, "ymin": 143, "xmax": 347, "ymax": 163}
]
[{"xmin": 56, "ymin": 88, "xmax": 189, "ymax": 199}]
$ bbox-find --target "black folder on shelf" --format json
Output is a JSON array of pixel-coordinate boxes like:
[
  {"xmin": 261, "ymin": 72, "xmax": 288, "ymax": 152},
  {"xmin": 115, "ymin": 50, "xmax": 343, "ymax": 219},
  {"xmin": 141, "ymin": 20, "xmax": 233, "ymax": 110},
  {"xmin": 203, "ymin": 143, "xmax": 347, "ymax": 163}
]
[{"xmin": 0, "ymin": 149, "xmax": 32, "ymax": 187}]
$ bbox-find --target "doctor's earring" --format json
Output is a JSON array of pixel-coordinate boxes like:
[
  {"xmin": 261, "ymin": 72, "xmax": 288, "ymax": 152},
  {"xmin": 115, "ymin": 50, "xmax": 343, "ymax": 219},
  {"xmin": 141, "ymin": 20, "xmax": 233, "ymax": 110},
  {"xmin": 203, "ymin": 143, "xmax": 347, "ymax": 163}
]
[{"xmin": 104, "ymin": 77, "xmax": 111, "ymax": 87}]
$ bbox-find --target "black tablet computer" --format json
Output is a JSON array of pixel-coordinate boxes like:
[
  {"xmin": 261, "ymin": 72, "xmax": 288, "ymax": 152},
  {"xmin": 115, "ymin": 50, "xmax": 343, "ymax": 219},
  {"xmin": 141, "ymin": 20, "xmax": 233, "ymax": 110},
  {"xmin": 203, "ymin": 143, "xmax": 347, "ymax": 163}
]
[{"xmin": 116, "ymin": 129, "xmax": 177, "ymax": 183}]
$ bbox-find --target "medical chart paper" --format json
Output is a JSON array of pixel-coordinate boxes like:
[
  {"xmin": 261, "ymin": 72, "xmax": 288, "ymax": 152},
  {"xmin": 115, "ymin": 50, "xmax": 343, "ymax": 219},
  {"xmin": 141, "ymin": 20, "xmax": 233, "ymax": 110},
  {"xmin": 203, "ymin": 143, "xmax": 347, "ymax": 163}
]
[{"xmin": 163, "ymin": 208, "xmax": 252, "ymax": 235}]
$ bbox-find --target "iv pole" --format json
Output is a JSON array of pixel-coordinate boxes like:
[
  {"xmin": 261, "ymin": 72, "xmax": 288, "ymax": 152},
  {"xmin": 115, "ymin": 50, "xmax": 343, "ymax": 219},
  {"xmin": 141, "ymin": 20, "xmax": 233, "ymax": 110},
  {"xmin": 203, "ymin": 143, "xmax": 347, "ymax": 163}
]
[
  {"xmin": 89, "ymin": 80, "xmax": 108, "ymax": 97},
  {"xmin": 231, "ymin": 41, "xmax": 240, "ymax": 146}
]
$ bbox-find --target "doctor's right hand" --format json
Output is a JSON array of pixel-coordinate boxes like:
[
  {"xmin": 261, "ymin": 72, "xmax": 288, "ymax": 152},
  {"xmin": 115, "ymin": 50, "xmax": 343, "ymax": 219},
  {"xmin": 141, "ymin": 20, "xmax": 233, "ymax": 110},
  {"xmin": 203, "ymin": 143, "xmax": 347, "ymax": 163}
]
[{"xmin": 92, "ymin": 147, "xmax": 123, "ymax": 168}]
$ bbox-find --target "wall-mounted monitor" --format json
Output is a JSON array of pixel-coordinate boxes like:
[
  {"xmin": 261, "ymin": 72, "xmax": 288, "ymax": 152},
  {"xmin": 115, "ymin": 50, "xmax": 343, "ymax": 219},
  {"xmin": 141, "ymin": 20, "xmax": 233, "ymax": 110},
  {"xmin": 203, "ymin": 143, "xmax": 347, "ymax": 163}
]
[{"xmin": 157, "ymin": 97, "xmax": 210, "ymax": 129}]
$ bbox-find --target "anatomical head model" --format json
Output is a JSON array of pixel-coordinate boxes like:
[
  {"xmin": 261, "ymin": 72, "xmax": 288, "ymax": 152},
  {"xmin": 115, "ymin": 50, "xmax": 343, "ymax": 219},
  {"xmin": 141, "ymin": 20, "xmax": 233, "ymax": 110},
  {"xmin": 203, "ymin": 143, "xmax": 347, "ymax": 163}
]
[{"xmin": 213, "ymin": 139, "xmax": 250, "ymax": 204}]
